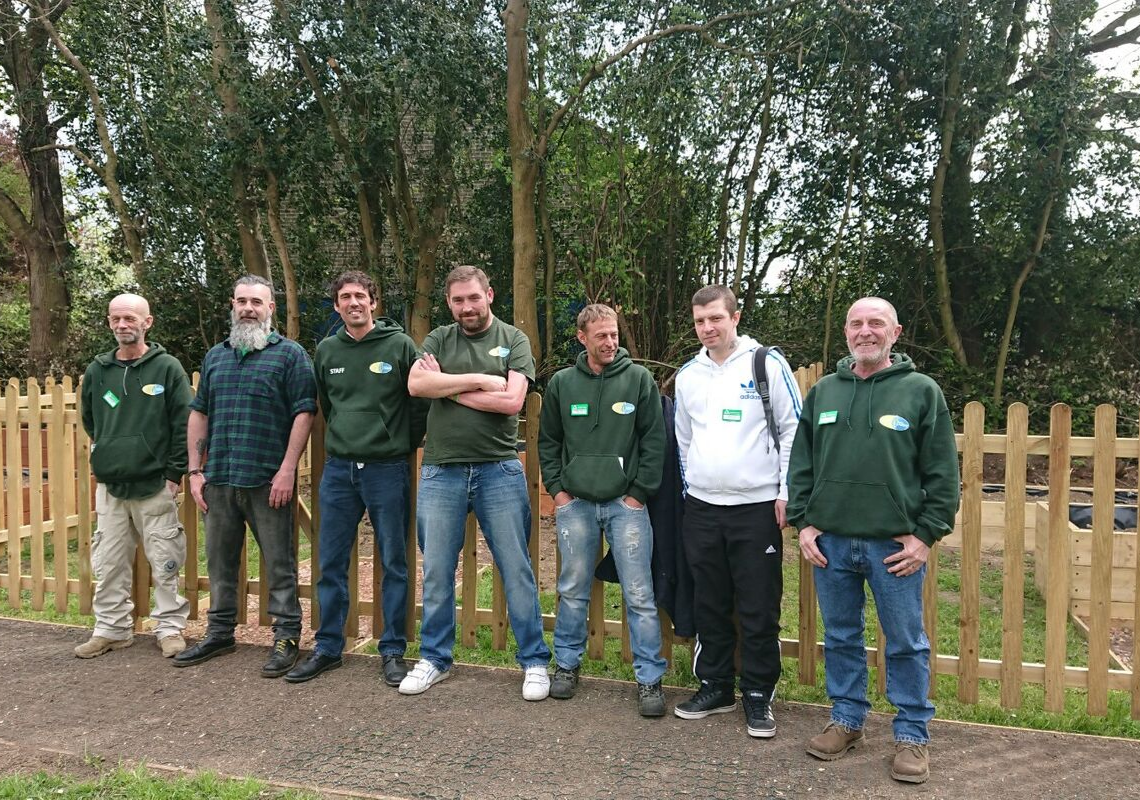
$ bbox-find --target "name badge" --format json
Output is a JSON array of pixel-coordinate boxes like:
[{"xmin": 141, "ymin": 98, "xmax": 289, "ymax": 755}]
[
  {"xmin": 819, "ymin": 410, "xmax": 838, "ymax": 425},
  {"xmin": 722, "ymin": 409, "xmax": 742, "ymax": 422},
  {"xmin": 103, "ymin": 390, "xmax": 120, "ymax": 408},
  {"xmin": 570, "ymin": 403, "xmax": 588, "ymax": 417}
]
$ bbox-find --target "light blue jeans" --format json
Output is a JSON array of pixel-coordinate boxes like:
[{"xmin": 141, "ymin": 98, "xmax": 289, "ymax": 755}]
[
  {"xmin": 813, "ymin": 533, "xmax": 934, "ymax": 745},
  {"xmin": 416, "ymin": 459, "xmax": 550, "ymax": 671},
  {"xmin": 553, "ymin": 497, "xmax": 666, "ymax": 685}
]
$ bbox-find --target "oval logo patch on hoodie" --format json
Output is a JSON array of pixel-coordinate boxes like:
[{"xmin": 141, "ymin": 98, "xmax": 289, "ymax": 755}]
[
  {"xmin": 369, "ymin": 361, "xmax": 393, "ymax": 374},
  {"xmin": 879, "ymin": 414, "xmax": 910, "ymax": 431},
  {"xmin": 488, "ymin": 346, "xmax": 510, "ymax": 358},
  {"xmin": 611, "ymin": 402, "xmax": 636, "ymax": 415},
  {"xmin": 141, "ymin": 384, "xmax": 165, "ymax": 396}
]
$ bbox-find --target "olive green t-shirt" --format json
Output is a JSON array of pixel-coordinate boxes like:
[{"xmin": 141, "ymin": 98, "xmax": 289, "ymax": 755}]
[{"xmin": 421, "ymin": 317, "xmax": 535, "ymax": 464}]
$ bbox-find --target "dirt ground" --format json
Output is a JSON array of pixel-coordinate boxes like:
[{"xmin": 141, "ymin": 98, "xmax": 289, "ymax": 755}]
[{"xmin": 3, "ymin": 618, "xmax": 1140, "ymax": 800}]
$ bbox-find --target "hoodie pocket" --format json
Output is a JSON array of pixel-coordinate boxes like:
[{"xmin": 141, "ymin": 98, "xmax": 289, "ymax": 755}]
[
  {"xmin": 90, "ymin": 434, "xmax": 164, "ymax": 484},
  {"xmin": 805, "ymin": 479, "xmax": 912, "ymax": 536},
  {"xmin": 327, "ymin": 410, "xmax": 392, "ymax": 457},
  {"xmin": 561, "ymin": 454, "xmax": 628, "ymax": 503}
]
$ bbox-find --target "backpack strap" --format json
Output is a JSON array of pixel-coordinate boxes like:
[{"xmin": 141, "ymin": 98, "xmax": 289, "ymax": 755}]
[{"xmin": 751, "ymin": 345, "xmax": 780, "ymax": 452}]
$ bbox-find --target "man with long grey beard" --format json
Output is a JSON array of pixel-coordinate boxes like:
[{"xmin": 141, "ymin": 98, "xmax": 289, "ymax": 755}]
[{"xmin": 175, "ymin": 275, "xmax": 317, "ymax": 677}]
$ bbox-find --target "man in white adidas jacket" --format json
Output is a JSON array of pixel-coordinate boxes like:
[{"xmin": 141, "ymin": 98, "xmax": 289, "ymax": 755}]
[{"xmin": 673, "ymin": 284, "xmax": 802, "ymax": 739}]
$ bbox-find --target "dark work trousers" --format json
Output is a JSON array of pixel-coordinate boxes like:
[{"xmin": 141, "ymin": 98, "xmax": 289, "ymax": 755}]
[{"xmin": 682, "ymin": 495, "xmax": 783, "ymax": 692}]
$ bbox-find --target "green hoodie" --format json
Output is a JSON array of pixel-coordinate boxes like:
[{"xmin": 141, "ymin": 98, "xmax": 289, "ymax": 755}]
[
  {"xmin": 80, "ymin": 343, "xmax": 192, "ymax": 500},
  {"xmin": 314, "ymin": 318, "xmax": 428, "ymax": 461},
  {"xmin": 786, "ymin": 354, "xmax": 960, "ymax": 547},
  {"xmin": 538, "ymin": 348, "xmax": 665, "ymax": 504}
]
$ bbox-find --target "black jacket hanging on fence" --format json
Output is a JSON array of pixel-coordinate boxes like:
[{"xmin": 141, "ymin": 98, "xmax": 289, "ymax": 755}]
[{"xmin": 594, "ymin": 394, "xmax": 695, "ymax": 637}]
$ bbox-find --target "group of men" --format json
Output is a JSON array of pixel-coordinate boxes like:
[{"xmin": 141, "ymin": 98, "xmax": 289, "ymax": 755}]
[{"xmin": 76, "ymin": 267, "xmax": 958, "ymax": 785}]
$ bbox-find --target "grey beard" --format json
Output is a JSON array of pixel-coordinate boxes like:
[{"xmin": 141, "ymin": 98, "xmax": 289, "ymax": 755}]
[{"xmin": 228, "ymin": 313, "xmax": 272, "ymax": 351}]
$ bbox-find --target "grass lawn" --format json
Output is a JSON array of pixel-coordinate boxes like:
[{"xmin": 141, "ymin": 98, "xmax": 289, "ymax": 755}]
[{"xmin": 0, "ymin": 765, "xmax": 318, "ymax": 799}]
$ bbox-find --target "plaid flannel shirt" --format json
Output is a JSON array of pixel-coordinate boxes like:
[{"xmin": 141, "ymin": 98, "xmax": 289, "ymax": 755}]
[{"xmin": 190, "ymin": 333, "xmax": 317, "ymax": 487}]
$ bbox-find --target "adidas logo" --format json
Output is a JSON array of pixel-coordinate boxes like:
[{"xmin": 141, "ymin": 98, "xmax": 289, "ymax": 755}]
[
  {"xmin": 740, "ymin": 380, "xmax": 755, "ymax": 390},
  {"xmin": 765, "ymin": 545, "xmax": 777, "ymax": 554}
]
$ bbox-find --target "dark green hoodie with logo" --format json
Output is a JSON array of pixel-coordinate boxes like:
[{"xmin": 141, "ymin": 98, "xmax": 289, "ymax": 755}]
[
  {"xmin": 538, "ymin": 348, "xmax": 665, "ymax": 504},
  {"xmin": 81, "ymin": 343, "xmax": 192, "ymax": 500},
  {"xmin": 314, "ymin": 318, "xmax": 429, "ymax": 461},
  {"xmin": 786, "ymin": 353, "xmax": 960, "ymax": 547}
]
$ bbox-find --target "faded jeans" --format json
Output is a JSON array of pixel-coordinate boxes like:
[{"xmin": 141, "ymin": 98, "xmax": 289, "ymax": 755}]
[
  {"xmin": 553, "ymin": 497, "xmax": 666, "ymax": 685},
  {"xmin": 416, "ymin": 459, "xmax": 550, "ymax": 671}
]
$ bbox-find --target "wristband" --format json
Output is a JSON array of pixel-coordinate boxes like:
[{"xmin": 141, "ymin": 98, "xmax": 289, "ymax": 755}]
[{"xmin": 188, "ymin": 469, "xmax": 204, "ymax": 477}]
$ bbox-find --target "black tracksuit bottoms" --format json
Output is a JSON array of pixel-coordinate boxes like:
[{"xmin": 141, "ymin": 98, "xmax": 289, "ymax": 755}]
[{"xmin": 682, "ymin": 495, "xmax": 783, "ymax": 692}]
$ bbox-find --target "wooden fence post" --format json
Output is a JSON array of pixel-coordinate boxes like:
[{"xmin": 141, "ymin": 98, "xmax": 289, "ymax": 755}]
[
  {"xmin": 1133, "ymin": 412, "xmax": 1140, "ymax": 720},
  {"xmin": 49, "ymin": 381, "xmax": 68, "ymax": 613},
  {"xmin": 1044, "ymin": 403, "xmax": 1072, "ymax": 713},
  {"xmin": 28, "ymin": 379, "xmax": 45, "ymax": 611},
  {"xmin": 1000, "ymin": 402, "xmax": 1028, "ymax": 708},
  {"xmin": 4, "ymin": 379, "xmax": 23, "ymax": 609},
  {"xmin": 76, "ymin": 397, "xmax": 94, "ymax": 615},
  {"xmin": 1086, "ymin": 404, "xmax": 1116, "ymax": 716},
  {"xmin": 957, "ymin": 401, "xmax": 984, "ymax": 703}
]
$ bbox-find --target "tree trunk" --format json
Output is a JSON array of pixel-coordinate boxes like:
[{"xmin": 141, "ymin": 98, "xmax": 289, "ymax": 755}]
[
  {"xmin": 503, "ymin": 0, "xmax": 542, "ymax": 360},
  {"xmin": 929, "ymin": 13, "xmax": 971, "ymax": 368},
  {"xmin": 0, "ymin": 3, "xmax": 72, "ymax": 370},
  {"xmin": 264, "ymin": 167, "xmax": 299, "ymax": 339},
  {"xmin": 204, "ymin": 0, "xmax": 271, "ymax": 280}
]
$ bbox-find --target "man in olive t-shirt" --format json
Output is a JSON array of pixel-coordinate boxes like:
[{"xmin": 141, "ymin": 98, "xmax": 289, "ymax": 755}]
[{"xmin": 399, "ymin": 265, "xmax": 551, "ymax": 701}]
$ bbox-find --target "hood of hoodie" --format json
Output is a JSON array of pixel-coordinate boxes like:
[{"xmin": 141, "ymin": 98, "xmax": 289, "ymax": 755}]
[
  {"xmin": 574, "ymin": 346, "xmax": 633, "ymax": 378},
  {"xmin": 695, "ymin": 334, "xmax": 761, "ymax": 369},
  {"xmin": 335, "ymin": 316, "xmax": 405, "ymax": 345},
  {"xmin": 93, "ymin": 341, "xmax": 169, "ymax": 368},
  {"xmin": 835, "ymin": 352, "xmax": 914, "ymax": 382}
]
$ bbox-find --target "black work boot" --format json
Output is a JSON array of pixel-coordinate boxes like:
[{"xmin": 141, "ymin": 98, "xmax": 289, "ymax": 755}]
[{"xmin": 261, "ymin": 638, "xmax": 299, "ymax": 678}]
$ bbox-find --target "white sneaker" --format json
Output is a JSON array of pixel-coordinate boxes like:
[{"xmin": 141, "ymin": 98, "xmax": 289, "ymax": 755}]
[
  {"xmin": 398, "ymin": 659, "xmax": 450, "ymax": 695},
  {"xmin": 522, "ymin": 665, "xmax": 550, "ymax": 701}
]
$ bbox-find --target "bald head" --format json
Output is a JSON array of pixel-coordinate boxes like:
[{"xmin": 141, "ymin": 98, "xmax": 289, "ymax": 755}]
[
  {"xmin": 844, "ymin": 296, "xmax": 901, "ymax": 377},
  {"xmin": 107, "ymin": 293, "xmax": 153, "ymax": 353}
]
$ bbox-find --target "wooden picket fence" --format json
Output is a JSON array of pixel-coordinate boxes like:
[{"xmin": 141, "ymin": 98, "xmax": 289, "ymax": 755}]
[{"xmin": 1, "ymin": 370, "xmax": 1138, "ymax": 721}]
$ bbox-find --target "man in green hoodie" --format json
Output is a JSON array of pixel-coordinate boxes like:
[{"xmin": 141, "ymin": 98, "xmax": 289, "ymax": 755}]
[
  {"xmin": 284, "ymin": 271, "xmax": 427, "ymax": 685},
  {"xmin": 538, "ymin": 304, "xmax": 667, "ymax": 716},
  {"xmin": 787, "ymin": 297, "xmax": 960, "ymax": 785},
  {"xmin": 76, "ymin": 293, "xmax": 192, "ymax": 659}
]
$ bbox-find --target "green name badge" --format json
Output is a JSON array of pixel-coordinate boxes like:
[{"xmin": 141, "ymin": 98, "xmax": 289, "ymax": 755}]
[
  {"xmin": 102, "ymin": 390, "xmax": 120, "ymax": 408},
  {"xmin": 819, "ymin": 410, "xmax": 838, "ymax": 425},
  {"xmin": 722, "ymin": 409, "xmax": 742, "ymax": 422},
  {"xmin": 570, "ymin": 403, "xmax": 589, "ymax": 417}
]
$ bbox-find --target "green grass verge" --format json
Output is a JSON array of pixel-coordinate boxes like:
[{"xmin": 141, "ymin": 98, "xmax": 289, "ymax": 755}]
[{"xmin": 0, "ymin": 764, "xmax": 318, "ymax": 799}]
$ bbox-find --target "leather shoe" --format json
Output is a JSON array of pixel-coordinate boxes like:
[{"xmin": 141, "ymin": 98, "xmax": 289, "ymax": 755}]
[
  {"xmin": 262, "ymin": 638, "xmax": 300, "ymax": 678},
  {"xmin": 382, "ymin": 654, "xmax": 409, "ymax": 687},
  {"xmin": 172, "ymin": 636, "xmax": 236, "ymax": 668},
  {"xmin": 285, "ymin": 652, "xmax": 343, "ymax": 683}
]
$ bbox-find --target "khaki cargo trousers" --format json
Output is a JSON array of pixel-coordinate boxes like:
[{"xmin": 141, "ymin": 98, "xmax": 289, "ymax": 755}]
[{"xmin": 92, "ymin": 484, "xmax": 189, "ymax": 640}]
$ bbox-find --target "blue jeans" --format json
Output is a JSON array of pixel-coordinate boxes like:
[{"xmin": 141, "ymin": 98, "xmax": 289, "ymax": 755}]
[
  {"xmin": 553, "ymin": 498, "xmax": 666, "ymax": 685},
  {"xmin": 813, "ymin": 534, "xmax": 934, "ymax": 745},
  {"xmin": 416, "ymin": 459, "xmax": 550, "ymax": 671},
  {"xmin": 315, "ymin": 457, "xmax": 410, "ymax": 658}
]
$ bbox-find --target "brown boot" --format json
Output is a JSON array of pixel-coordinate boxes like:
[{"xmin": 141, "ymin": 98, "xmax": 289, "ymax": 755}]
[
  {"xmin": 159, "ymin": 634, "xmax": 187, "ymax": 658},
  {"xmin": 806, "ymin": 721, "xmax": 864, "ymax": 760},
  {"xmin": 891, "ymin": 742, "xmax": 929, "ymax": 784},
  {"xmin": 74, "ymin": 635, "xmax": 134, "ymax": 659}
]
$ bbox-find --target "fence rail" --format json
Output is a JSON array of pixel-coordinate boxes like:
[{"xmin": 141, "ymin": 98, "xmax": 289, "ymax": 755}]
[{"xmin": 1, "ymin": 368, "xmax": 1138, "ymax": 720}]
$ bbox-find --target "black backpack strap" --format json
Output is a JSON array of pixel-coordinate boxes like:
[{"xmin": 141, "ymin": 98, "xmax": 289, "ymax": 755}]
[{"xmin": 752, "ymin": 345, "xmax": 780, "ymax": 453}]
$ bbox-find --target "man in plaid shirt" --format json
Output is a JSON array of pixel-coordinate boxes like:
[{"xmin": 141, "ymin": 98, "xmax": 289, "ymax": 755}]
[{"xmin": 175, "ymin": 275, "xmax": 317, "ymax": 677}]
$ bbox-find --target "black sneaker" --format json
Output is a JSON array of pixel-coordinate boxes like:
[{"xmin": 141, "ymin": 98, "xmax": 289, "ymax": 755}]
[
  {"xmin": 637, "ymin": 681, "xmax": 666, "ymax": 717},
  {"xmin": 673, "ymin": 682, "xmax": 736, "ymax": 719},
  {"xmin": 262, "ymin": 638, "xmax": 299, "ymax": 678},
  {"xmin": 549, "ymin": 666, "xmax": 579, "ymax": 699},
  {"xmin": 742, "ymin": 689, "xmax": 776, "ymax": 738}
]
